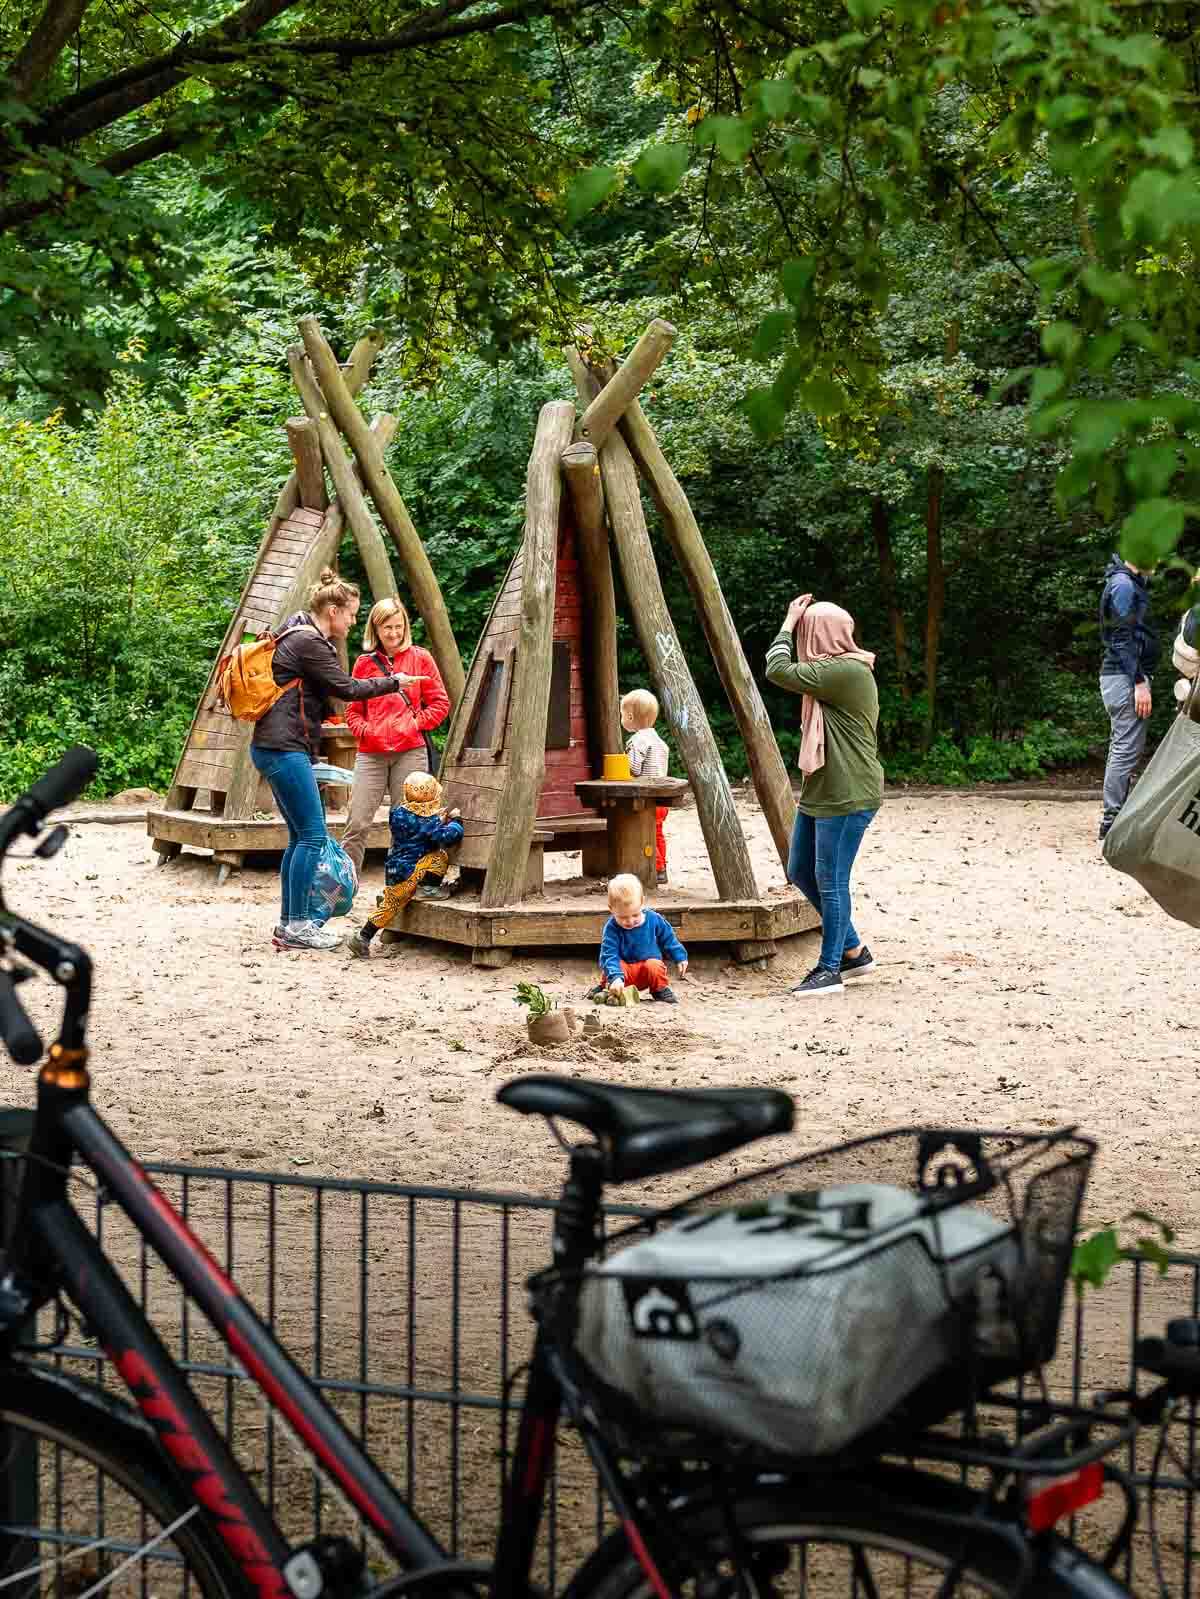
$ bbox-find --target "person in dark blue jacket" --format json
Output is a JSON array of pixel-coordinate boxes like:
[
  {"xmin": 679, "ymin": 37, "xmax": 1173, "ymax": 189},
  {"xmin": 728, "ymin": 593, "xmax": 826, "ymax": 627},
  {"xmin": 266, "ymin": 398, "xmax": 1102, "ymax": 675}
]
[
  {"xmin": 348, "ymin": 772, "xmax": 463, "ymax": 959},
  {"xmin": 1099, "ymin": 553, "xmax": 1160, "ymax": 841},
  {"xmin": 589, "ymin": 873, "xmax": 688, "ymax": 1004}
]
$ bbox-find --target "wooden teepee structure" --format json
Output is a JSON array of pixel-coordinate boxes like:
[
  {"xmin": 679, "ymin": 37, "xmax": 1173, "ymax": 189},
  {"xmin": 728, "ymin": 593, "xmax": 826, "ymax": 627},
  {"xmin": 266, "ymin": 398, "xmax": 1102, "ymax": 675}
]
[
  {"xmin": 147, "ymin": 318, "xmax": 464, "ymax": 882},
  {"xmin": 395, "ymin": 317, "xmax": 816, "ymax": 968}
]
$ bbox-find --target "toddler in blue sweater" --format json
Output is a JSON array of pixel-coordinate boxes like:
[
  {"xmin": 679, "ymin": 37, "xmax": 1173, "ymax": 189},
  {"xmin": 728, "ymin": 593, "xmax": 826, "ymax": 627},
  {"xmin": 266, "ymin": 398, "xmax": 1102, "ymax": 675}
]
[{"xmin": 590, "ymin": 873, "xmax": 688, "ymax": 1005}]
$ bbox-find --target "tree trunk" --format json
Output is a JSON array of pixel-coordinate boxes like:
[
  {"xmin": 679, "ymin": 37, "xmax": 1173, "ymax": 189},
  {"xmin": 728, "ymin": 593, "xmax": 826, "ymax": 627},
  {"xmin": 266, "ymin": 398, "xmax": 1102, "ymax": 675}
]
[
  {"xmin": 871, "ymin": 496, "xmax": 910, "ymax": 700},
  {"xmin": 921, "ymin": 319, "xmax": 959, "ymax": 751},
  {"xmin": 561, "ymin": 439, "xmax": 623, "ymax": 761},
  {"xmin": 922, "ymin": 469, "xmax": 945, "ymax": 751}
]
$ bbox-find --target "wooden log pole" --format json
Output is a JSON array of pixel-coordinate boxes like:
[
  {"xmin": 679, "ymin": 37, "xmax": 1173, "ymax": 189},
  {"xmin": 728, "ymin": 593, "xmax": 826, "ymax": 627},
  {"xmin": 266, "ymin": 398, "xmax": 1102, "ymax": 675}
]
[
  {"xmin": 566, "ymin": 356, "xmax": 764, "ymax": 927},
  {"xmin": 595, "ymin": 359, "xmax": 797, "ymax": 871},
  {"xmin": 297, "ymin": 315, "xmax": 465, "ymax": 706},
  {"xmin": 577, "ymin": 319, "xmax": 675, "ymax": 450},
  {"xmin": 561, "ymin": 439, "xmax": 623, "ymax": 760},
  {"xmin": 480, "ymin": 399, "xmax": 576, "ymax": 909},
  {"xmin": 221, "ymin": 415, "xmax": 398, "ymax": 822},
  {"xmin": 286, "ymin": 417, "xmax": 328, "ymax": 512},
  {"xmin": 288, "ymin": 348, "xmax": 400, "ymax": 607},
  {"xmin": 268, "ymin": 333, "xmax": 382, "ymax": 533}
]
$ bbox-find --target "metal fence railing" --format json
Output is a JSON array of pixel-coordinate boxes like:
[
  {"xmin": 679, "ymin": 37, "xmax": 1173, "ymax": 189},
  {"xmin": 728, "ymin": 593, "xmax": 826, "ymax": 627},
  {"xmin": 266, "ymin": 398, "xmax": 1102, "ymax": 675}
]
[{"xmin": 4, "ymin": 1127, "xmax": 1199, "ymax": 1596}]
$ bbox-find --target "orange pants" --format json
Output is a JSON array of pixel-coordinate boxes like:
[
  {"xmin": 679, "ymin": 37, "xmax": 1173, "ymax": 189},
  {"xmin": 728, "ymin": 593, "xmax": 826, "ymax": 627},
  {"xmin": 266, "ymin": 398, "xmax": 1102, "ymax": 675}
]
[
  {"xmin": 655, "ymin": 807, "xmax": 668, "ymax": 873},
  {"xmin": 606, "ymin": 958, "xmax": 670, "ymax": 994}
]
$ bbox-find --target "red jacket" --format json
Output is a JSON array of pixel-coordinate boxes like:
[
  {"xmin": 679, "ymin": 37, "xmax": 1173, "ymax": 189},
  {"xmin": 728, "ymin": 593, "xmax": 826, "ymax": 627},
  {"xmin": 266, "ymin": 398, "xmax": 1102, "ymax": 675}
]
[{"xmin": 346, "ymin": 645, "xmax": 450, "ymax": 755}]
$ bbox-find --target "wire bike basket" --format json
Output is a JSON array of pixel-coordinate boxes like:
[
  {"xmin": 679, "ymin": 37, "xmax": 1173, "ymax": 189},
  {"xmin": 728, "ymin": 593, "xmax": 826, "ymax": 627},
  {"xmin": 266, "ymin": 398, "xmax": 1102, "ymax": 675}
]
[{"xmin": 537, "ymin": 1126, "xmax": 1096, "ymax": 1462}]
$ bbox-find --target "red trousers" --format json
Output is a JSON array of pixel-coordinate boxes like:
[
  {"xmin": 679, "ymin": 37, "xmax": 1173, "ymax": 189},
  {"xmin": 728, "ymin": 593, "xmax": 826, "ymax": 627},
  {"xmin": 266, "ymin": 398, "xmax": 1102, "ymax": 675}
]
[
  {"xmin": 607, "ymin": 958, "xmax": 670, "ymax": 994},
  {"xmin": 655, "ymin": 806, "xmax": 668, "ymax": 873}
]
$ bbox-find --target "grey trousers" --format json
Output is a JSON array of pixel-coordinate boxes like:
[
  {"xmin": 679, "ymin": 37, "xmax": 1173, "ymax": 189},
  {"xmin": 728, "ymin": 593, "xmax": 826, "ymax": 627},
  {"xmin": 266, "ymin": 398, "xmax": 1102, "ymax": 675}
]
[
  {"xmin": 1100, "ymin": 674, "xmax": 1148, "ymax": 823},
  {"xmin": 341, "ymin": 748, "xmax": 429, "ymax": 877}
]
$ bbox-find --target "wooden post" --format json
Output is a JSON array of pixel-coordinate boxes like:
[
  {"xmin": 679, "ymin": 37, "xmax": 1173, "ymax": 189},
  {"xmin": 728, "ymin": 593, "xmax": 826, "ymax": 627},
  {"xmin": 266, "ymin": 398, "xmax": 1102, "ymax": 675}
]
[
  {"xmin": 577, "ymin": 320, "xmax": 676, "ymax": 450},
  {"xmin": 268, "ymin": 334, "xmax": 383, "ymax": 538},
  {"xmin": 219, "ymin": 415, "xmax": 398, "ymax": 824},
  {"xmin": 598, "ymin": 364, "xmax": 797, "ymax": 872},
  {"xmin": 480, "ymin": 400, "xmax": 576, "ymax": 909},
  {"xmin": 567, "ymin": 359, "xmax": 764, "ymax": 930},
  {"xmin": 288, "ymin": 348, "xmax": 400, "ymax": 606},
  {"xmin": 297, "ymin": 315, "xmax": 465, "ymax": 706},
  {"xmin": 561, "ymin": 440, "xmax": 623, "ymax": 761},
  {"xmin": 286, "ymin": 417, "xmax": 328, "ymax": 512}
]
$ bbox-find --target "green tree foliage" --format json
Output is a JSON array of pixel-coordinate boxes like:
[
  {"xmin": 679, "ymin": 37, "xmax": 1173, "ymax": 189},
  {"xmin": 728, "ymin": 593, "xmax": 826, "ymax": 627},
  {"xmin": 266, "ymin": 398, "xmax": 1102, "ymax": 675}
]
[
  {"xmin": 568, "ymin": 0, "xmax": 1200, "ymax": 566},
  {"xmin": 0, "ymin": 0, "xmax": 597, "ymax": 402}
]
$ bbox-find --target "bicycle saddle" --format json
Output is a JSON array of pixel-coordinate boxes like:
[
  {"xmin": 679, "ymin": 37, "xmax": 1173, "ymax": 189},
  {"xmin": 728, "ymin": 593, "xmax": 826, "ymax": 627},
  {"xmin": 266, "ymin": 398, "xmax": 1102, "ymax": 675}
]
[{"xmin": 497, "ymin": 1075, "xmax": 794, "ymax": 1183}]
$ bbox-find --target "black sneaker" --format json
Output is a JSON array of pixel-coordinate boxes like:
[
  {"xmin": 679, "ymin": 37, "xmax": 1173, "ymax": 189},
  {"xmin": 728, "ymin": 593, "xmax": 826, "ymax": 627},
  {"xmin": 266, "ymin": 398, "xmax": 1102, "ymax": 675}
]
[
  {"xmin": 790, "ymin": 966, "xmax": 844, "ymax": 998},
  {"xmin": 840, "ymin": 945, "xmax": 875, "ymax": 979},
  {"xmin": 1098, "ymin": 818, "xmax": 1113, "ymax": 842},
  {"xmin": 652, "ymin": 987, "xmax": 678, "ymax": 1004}
]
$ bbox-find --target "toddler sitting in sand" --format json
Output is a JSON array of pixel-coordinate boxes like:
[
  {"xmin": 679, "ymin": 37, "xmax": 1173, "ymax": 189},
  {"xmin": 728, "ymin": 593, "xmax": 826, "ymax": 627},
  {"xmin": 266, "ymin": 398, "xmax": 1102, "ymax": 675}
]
[{"xmin": 589, "ymin": 872, "xmax": 687, "ymax": 1005}]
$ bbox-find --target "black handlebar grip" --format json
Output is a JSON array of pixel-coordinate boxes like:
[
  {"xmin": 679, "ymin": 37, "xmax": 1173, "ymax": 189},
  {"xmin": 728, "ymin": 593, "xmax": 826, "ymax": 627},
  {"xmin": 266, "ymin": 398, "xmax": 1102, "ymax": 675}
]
[
  {"xmin": 0, "ymin": 972, "xmax": 42, "ymax": 1065},
  {"xmin": 22, "ymin": 746, "xmax": 99, "ymax": 823}
]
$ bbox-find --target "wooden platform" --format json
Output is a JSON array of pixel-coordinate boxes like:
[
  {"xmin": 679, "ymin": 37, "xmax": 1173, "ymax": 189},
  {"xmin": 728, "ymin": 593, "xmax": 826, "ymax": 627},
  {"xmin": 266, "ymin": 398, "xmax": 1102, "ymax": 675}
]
[
  {"xmin": 147, "ymin": 807, "xmax": 392, "ymax": 855},
  {"xmin": 385, "ymin": 888, "xmax": 818, "ymax": 967}
]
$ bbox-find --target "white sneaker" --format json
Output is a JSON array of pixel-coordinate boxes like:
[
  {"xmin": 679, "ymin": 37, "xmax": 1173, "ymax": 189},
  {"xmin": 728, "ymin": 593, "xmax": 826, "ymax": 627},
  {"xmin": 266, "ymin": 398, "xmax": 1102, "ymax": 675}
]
[{"xmin": 275, "ymin": 919, "xmax": 343, "ymax": 951}]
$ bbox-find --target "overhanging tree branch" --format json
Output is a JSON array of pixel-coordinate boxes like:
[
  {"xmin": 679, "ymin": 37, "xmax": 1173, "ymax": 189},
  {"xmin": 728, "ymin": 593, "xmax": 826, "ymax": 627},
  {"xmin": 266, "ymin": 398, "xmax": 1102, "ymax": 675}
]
[{"xmin": 5, "ymin": 0, "xmax": 96, "ymax": 98}]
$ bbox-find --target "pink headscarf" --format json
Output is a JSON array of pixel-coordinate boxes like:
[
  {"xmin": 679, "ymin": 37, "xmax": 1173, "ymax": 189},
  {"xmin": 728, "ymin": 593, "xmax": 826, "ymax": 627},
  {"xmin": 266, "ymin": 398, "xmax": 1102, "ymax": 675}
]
[{"xmin": 795, "ymin": 602, "xmax": 875, "ymax": 778}]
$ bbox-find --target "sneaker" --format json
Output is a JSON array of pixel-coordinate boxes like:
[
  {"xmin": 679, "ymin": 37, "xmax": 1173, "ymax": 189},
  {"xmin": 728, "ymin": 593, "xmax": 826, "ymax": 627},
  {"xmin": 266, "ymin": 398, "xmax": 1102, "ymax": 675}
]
[
  {"xmin": 1098, "ymin": 818, "xmax": 1113, "ymax": 842},
  {"xmin": 656, "ymin": 871, "xmax": 668, "ymax": 886},
  {"xmin": 790, "ymin": 966, "xmax": 844, "ymax": 998},
  {"xmin": 415, "ymin": 883, "xmax": 449, "ymax": 901},
  {"xmin": 652, "ymin": 987, "xmax": 678, "ymax": 1004},
  {"xmin": 840, "ymin": 945, "xmax": 875, "ymax": 979},
  {"xmin": 347, "ymin": 930, "xmax": 372, "ymax": 959},
  {"xmin": 274, "ymin": 919, "xmax": 343, "ymax": 951},
  {"xmin": 586, "ymin": 984, "xmax": 607, "ymax": 1001}
]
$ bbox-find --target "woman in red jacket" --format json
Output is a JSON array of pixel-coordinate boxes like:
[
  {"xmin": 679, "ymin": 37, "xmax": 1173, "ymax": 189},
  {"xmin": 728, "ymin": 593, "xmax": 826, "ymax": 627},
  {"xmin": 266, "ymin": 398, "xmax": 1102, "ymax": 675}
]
[{"xmin": 342, "ymin": 598, "xmax": 451, "ymax": 880}]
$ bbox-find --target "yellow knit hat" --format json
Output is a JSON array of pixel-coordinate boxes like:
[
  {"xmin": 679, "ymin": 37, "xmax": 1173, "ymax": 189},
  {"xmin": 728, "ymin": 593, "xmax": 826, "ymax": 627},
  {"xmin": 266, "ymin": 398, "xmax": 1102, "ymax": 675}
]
[{"xmin": 403, "ymin": 771, "xmax": 443, "ymax": 817}]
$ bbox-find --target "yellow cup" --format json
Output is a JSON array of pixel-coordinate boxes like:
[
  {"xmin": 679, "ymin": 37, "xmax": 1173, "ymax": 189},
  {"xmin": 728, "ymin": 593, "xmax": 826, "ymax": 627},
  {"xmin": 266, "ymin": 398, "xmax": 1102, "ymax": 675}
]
[{"xmin": 602, "ymin": 753, "xmax": 632, "ymax": 781}]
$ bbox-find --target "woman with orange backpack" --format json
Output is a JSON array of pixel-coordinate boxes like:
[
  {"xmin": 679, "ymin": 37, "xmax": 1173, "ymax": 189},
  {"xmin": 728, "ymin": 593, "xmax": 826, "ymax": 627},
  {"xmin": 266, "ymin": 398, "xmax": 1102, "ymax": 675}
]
[{"xmin": 251, "ymin": 569, "xmax": 416, "ymax": 952}]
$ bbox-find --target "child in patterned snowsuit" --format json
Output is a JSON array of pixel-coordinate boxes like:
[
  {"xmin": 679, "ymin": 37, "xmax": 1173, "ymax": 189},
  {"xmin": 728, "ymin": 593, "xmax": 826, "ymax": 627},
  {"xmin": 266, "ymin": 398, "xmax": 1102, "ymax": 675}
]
[{"xmin": 347, "ymin": 772, "xmax": 463, "ymax": 959}]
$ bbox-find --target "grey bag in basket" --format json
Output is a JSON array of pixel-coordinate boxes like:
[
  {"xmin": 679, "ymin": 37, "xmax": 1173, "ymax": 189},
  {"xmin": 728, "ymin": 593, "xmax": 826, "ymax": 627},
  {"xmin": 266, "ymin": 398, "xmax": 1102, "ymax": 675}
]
[
  {"xmin": 1103, "ymin": 701, "xmax": 1200, "ymax": 927},
  {"xmin": 576, "ymin": 1182, "xmax": 1016, "ymax": 1457}
]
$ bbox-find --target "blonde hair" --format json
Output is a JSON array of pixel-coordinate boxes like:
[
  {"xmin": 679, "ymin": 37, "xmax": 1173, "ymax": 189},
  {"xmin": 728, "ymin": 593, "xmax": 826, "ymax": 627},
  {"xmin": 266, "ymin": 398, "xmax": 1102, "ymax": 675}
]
[
  {"xmin": 308, "ymin": 567, "xmax": 360, "ymax": 617},
  {"xmin": 607, "ymin": 873, "xmax": 644, "ymax": 910},
  {"xmin": 363, "ymin": 597, "xmax": 412, "ymax": 652},
  {"xmin": 620, "ymin": 689, "xmax": 659, "ymax": 731}
]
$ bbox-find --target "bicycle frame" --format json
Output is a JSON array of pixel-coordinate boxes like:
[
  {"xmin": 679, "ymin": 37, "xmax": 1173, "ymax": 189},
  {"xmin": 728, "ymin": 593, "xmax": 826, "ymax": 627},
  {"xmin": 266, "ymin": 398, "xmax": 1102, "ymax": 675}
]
[{"xmin": 4, "ymin": 1064, "xmax": 675, "ymax": 1599}]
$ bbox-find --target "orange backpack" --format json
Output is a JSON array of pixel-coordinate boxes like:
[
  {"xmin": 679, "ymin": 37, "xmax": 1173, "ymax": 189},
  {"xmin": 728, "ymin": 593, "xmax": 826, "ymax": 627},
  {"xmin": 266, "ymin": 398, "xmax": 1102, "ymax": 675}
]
[{"xmin": 216, "ymin": 623, "xmax": 313, "ymax": 722}]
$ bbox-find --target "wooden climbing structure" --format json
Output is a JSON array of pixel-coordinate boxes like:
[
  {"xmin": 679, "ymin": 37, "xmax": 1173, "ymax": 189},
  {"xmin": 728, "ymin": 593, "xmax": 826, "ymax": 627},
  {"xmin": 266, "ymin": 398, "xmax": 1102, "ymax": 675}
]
[
  {"xmin": 147, "ymin": 322, "xmax": 464, "ymax": 882},
  {"xmin": 389, "ymin": 318, "xmax": 818, "ymax": 968}
]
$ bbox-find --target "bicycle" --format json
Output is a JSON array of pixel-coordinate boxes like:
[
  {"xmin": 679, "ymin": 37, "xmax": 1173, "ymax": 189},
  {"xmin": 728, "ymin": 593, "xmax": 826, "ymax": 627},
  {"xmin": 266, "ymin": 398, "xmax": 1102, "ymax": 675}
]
[{"xmin": 0, "ymin": 747, "xmax": 1198, "ymax": 1599}]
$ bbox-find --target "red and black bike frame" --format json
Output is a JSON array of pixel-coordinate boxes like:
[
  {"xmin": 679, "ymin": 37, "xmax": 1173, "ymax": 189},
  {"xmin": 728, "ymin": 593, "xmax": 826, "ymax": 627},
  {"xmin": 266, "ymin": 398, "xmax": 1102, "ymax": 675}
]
[{"xmin": 4, "ymin": 1066, "xmax": 668, "ymax": 1599}]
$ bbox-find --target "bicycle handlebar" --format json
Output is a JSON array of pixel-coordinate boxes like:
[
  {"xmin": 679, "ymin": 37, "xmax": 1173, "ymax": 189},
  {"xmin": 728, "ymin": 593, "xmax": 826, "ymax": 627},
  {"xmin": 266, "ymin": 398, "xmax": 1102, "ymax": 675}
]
[
  {"xmin": 0, "ymin": 745, "xmax": 98, "ymax": 1064},
  {"xmin": 10, "ymin": 746, "xmax": 98, "ymax": 836}
]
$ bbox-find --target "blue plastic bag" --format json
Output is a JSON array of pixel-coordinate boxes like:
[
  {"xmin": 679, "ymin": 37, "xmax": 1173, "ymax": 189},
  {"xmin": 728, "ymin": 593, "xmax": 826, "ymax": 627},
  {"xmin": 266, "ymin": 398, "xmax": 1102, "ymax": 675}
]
[{"xmin": 308, "ymin": 835, "xmax": 357, "ymax": 925}]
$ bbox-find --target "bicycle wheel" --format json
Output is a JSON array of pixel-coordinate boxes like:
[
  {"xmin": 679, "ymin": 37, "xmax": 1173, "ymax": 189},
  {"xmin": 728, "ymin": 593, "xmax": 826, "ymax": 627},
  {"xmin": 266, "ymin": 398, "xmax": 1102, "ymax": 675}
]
[
  {"xmin": 0, "ymin": 1364, "xmax": 243, "ymax": 1599},
  {"xmin": 562, "ymin": 1471, "xmax": 1132, "ymax": 1599}
]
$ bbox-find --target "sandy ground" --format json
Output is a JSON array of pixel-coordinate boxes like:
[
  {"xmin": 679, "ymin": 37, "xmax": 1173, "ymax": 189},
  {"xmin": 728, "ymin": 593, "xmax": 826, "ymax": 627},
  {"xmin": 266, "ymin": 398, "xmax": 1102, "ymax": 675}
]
[
  {"xmin": 2, "ymin": 788, "xmax": 1193, "ymax": 1234},
  {"xmin": 9, "ymin": 790, "xmax": 1199, "ymax": 1587}
]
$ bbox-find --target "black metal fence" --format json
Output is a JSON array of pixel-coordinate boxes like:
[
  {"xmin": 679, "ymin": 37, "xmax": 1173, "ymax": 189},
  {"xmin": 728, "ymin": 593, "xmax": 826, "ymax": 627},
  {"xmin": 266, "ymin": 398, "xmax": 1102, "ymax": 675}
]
[{"xmin": 6, "ymin": 1133, "xmax": 1200, "ymax": 1596}]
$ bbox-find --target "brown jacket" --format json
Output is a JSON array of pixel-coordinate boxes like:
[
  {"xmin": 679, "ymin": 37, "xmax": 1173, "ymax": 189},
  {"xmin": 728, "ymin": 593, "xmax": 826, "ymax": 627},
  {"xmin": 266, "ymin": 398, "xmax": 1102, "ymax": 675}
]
[{"xmin": 251, "ymin": 615, "xmax": 400, "ymax": 758}]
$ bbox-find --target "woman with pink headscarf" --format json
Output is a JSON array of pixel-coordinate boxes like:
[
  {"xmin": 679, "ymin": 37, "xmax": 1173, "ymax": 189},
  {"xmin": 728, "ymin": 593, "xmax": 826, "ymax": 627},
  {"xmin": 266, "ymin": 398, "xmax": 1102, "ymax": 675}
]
[{"xmin": 766, "ymin": 593, "xmax": 884, "ymax": 998}]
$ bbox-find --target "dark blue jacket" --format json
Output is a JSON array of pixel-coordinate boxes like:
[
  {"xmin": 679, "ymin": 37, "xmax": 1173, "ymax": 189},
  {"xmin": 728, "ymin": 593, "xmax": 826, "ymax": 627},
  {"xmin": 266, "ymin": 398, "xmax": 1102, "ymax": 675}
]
[
  {"xmin": 385, "ymin": 807, "xmax": 464, "ymax": 885},
  {"xmin": 1100, "ymin": 555, "xmax": 1159, "ymax": 685},
  {"xmin": 599, "ymin": 909, "xmax": 687, "ymax": 982}
]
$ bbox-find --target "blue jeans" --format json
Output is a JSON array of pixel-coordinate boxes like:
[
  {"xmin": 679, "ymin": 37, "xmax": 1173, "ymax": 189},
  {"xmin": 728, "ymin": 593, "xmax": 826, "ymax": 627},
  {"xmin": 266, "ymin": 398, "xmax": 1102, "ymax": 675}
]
[
  {"xmin": 250, "ymin": 747, "xmax": 325, "ymax": 925},
  {"xmin": 788, "ymin": 809, "xmax": 876, "ymax": 972}
]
